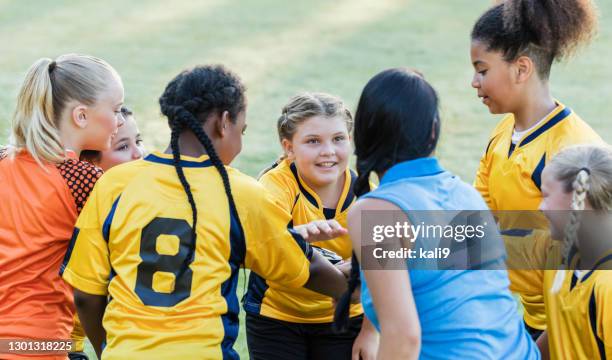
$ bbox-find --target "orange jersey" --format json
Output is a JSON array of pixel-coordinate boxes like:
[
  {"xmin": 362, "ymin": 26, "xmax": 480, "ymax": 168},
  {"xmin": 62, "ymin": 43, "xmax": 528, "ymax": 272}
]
[{"xmin": 0, "ymin": 148, "xmax": 101, "ymax": 359}]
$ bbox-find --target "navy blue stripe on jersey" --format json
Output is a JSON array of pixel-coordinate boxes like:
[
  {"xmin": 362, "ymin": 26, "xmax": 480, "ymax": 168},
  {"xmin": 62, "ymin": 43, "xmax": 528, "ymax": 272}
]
[
  {"xmin": 288, "ymin": 228, "xmax": 313, "ymax": 260},
  {"xmin": 519, "ymin": 107, "xmax": 571, "ymax": 148},
  {"xmin": 107, "ymin": 266, "xmax": 117, "ymax": 305},
  {"xmin": 531, "ymin": 154, "xmax": 546, "ymax": 191},
  {"xmin": 500, "ymin": 229, "xmax": 533, "ymax": 237},
  {"xmin": 323, "ymin": 208, "xmax": 336, "ymax": 220},
  {"xmin": 103, "ymin": 196, "xmax": 122, "ymax": 242},
  {"xmin": 581, "ymin": 254, "xmax": 612, "ymax": 283},
  {"xmin": 340, "ymin": 170, "xmax": 357, "ymax": 212},
  {"xmin": 485, "ymin": 136, "xmax": 496, "ymax": 156},
  {"xmin": 242, "ymin": 273, "xmax": 269, "ymax": 315},
  {"xmin": 291, "ymin": 194, "xmax": 300, "ymax": 214},
  {"xmin": 508, "ymin": 142, "xmax": 516, "ymax": 158},
  {"xmin": 144, "ymin": 153, "xmax": 213, "ymax": 168},
  {"xmin": 570, "ymin": 272, "xmax": 579, "ymax": 291},
  {"xmin": 228, "ymin": 204, "xmax": 247, "ymax": 265},
  {"xmin": 59, "ymin": 228, "xmax": 80, "ymax": 276},
  {"xmin": 289, "ymin": 162, "xmax": 318, "ymax": 207},
  {"xmin": 589, "ymin": 288, "xmax": 607, "ymax": 360},
  {"xmin": 220, "ymin": 204, "xmax": 246, "ymax": 360}
]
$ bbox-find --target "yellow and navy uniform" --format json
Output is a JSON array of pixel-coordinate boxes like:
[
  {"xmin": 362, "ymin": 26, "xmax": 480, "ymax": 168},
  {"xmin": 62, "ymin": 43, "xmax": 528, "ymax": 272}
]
[
  {"xmin": 544, "ymin": 254, "xmax": 612, "ymax": 359},
  {"xmin": 61, "ymin": 152, "xmax": 312, "ymax": 360},
  {"xmin": 501, "ymin": 229, "xmax": 562, "ymax": 301},
  {"xmin": 502, "ymin": 229, "xmax": 612, "ymax": 359},
  {"xmin": 475, "ymin": 102, "xmax": 601, "ymax": 215},
  {"xmin": 244, "ymin": 159, "xmax": 363, "ymax": 323},
  {"xmin": 475, "ymin": 101, "xmax": 602, "ymax": 330}
]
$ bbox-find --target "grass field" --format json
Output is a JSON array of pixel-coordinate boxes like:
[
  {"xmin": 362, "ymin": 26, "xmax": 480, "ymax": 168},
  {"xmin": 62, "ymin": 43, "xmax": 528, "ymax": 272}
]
[{"xmin": 1, "ymin": 1, "xmax": 611, "ymax": 358}]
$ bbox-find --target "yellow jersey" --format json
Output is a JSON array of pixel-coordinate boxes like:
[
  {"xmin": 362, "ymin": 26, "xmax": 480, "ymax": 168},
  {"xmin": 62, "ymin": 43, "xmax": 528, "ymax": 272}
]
[
  {"xmin": 244, "ymin": 159, "xmax": 362, "ymax": 323},
  {"xmin": 544, "ymin": 255, "xmax": 612, "ymax": 360},
  {"xmin": 61, "ymin": 152, "xmax": 312, "ymax": 360},
  {"xmin": 475, "ymin": 102, "xmax": 602, "ymax": 330}
]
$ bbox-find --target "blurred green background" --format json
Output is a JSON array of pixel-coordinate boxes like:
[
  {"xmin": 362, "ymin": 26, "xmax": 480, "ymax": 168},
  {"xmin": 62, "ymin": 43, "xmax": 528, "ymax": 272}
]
[{"xmin": 1, "ymin": 0, "xmax": 610, "ymax": 358}]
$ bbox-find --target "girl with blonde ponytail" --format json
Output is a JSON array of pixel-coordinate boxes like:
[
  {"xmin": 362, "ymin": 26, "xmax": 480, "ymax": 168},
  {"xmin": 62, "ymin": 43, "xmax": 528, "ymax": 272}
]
[
  {"xmin": 0, "ymin": 54, "xmax": 124, "ymax": 359},
  {"xmin": 537, "ymin": 144, "xmax": 612, "ymax": 359}
]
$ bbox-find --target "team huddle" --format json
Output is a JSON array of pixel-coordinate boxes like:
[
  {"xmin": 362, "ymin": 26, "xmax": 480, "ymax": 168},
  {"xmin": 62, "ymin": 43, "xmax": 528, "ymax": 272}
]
[{"xmin": 0, "ymin": 0, "xmax": 611, "ymax": 359}]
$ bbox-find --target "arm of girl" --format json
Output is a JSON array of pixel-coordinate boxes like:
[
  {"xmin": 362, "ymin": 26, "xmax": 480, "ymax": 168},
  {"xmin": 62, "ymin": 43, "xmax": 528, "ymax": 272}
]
[
  {"xmin": 536, "ymin": 331, "xmax": 550, "ymax": 360},
  {"xmin": 347, "ymin": 198, "xmax": 421, "ymax": 360},
  {"xmin": 73, "ymin": 289, "xmax": 107, "ymax": 358},
  {"xmin": 351, "ymin": 316, "xmax": 379, "ymax": 360},
  {"xmin": 304, "ymin": 250, "xmax": 349, "ymax": 300},
  {"xmin": 474, "ymin": 148, "xmax": 493, "ymax": 208}
]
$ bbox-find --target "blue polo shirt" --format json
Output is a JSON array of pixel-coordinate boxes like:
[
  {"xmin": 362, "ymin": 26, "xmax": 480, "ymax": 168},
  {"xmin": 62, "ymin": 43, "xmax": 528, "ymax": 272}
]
[{"xmin": 360, "ymin": 157, "xmax": 539, "ymax": 359}]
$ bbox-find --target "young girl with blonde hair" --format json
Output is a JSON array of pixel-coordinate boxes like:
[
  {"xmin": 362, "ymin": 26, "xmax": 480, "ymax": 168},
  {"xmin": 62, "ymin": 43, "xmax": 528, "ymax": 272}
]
[
  {"xmin": 245, "ymin": 92, "xmax": 378, "ymax": 360},
  {"xmin": 0, "ymin": 54, "xmax": 124, "ymax": 359},
  {"xmin": 538, "ymin": 144, "xmax": 612, "ymax": 359}
]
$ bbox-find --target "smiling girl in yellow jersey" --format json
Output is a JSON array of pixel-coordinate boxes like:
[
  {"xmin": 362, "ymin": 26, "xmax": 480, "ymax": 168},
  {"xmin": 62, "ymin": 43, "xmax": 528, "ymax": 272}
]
[
  {"xmin": 470, "ymin": 0, "xmax": 601, "ymax": 337},
  {"xmin": 60, "ymin": 65, "xmax": 350, "ymax": 360},
  {"xmin": 244, "ymin": 93, "xmax": 378, "ymax": 360}
]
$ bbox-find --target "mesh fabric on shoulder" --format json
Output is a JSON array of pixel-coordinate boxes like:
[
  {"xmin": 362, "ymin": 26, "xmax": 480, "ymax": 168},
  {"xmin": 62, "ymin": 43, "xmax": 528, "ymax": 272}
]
[
  {"xmin": 56, "ymin": 159, "xmax": 103, "ymax": 213},
  {"xmin": 0, "ymin": 147, "xmax": 8, "ymax": 161}
]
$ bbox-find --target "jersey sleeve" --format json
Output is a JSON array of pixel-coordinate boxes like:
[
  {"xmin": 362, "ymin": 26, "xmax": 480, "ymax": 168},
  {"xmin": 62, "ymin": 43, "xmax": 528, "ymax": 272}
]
[
  {"xmin": 60, "ymin": 179, "xmax": 112, "ymax": 296},
  {"xmin": 56, "ymin": 159, "xmax": 103, "ymax": 214},
  {"xmin": 243, "ymin": 185, "xmax": 310, "ymax": 289},
  {"xmin": 474, "ymin": 137, "xmax": 495, "ymax": 209},
  {"xmin": 595, "ymin": 276, "xmax": 612, "ymax": 358},
  {"xmin": 259, "ymin": 169, "xmax": 296, "ymax": 214}
]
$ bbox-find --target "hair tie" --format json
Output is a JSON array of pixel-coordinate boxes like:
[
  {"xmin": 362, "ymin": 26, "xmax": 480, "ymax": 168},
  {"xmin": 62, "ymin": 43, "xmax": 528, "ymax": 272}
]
[
  {"xmin": 579, "ymin": 167, "xmax": 591, "ymax": 175},
  {"xmin": 48, "ymin": 60, "xmax": 57, "ymax": 73}
]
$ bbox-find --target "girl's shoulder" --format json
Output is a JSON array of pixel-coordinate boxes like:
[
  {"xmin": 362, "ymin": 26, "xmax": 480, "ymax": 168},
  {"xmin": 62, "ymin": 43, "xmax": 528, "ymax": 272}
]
[
  {"xmin": 546, "ymin": 110, "xmax": 602, "ymax": 152},
  {"xmin": 56, "ymin": 158, "xmax": 103, "ymax": 213},
  {"xmin": 259, "ymin": 159, "xmax": 300, "ymax": 194},
  {"xmin": 259, "ymin": 159, "xmax": 294, "ymax": 182}
]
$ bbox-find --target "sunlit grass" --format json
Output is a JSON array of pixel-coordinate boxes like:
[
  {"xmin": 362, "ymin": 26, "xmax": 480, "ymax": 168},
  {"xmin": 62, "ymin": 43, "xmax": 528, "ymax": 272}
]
[{"xmin": 1, "ymin": 1, "xmax": 611, "ymax": 358}]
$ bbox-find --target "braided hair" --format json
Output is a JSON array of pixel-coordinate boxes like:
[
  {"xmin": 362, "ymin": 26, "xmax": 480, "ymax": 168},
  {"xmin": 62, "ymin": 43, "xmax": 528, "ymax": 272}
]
[
  {"xmin": 158, "ymin": 65, "xmax": 246, "ymax": 270},
  {"xmin": 471, "ymin": 0, "xmax": 597, "ymax": 79},
  {"xmin": 546, "ymin": 145, "xmax": 612, "ymax": 293},
  {"xmin": 333, "ymin": 68, "xmax": 440, "ymax": 332}
]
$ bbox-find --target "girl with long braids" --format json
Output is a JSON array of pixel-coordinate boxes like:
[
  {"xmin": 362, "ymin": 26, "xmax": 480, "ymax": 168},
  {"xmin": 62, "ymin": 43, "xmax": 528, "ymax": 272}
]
[
  {"xmin": 60, "ymin": 65, "xmax": 350, "ymax": 359},
  {"xmin": 244, "ymin": 93, "xmax": 378, "ymax": 360},
  {"xmin": 537, "ymin": 144, "xmax": 612, "ymax": 359},
  {"xmin": 334, "ymin": 68, "xmax": 539, "ymax": 359},
  {"xmin": 470, "ymin": 0, "xmax": 602, "ymax": 338}
]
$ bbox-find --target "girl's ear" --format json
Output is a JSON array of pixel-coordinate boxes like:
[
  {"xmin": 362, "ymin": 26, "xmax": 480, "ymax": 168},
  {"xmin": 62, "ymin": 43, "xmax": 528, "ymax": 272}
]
[
  {"xmin": 217, "ymin": 110, "xmax": 231, "ymax": 137},
  {"xmin": 281, "ymin": 138, "xmax": 295, "ymax": 160},
  {"xmin": 71, "ymin": 105, "xmax": 88, "ymax": 129},
  {"xmin": 515, "ymin": 55, "xmax": 534, "ymax": 84}
]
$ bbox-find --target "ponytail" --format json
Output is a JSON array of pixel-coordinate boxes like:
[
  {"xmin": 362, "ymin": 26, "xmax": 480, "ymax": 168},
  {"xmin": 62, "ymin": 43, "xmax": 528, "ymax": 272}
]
[
  {"xmin": 472, "ymin": 0, "xmax": 598, "ymax": 79},
  {"xmin": 10, "ymin": 58, "xmax": 63, "ymax": 165},
  {"xmin": 10, "ymin": 54, "xmax": 121, "ymax": 166},
  {"xmin": 551, "ymin": 168, "xmax": 590, "ymax": 293},
  {"xmin": 547, "ymin": 144, "xmax": 612, "ymax": 294}
]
